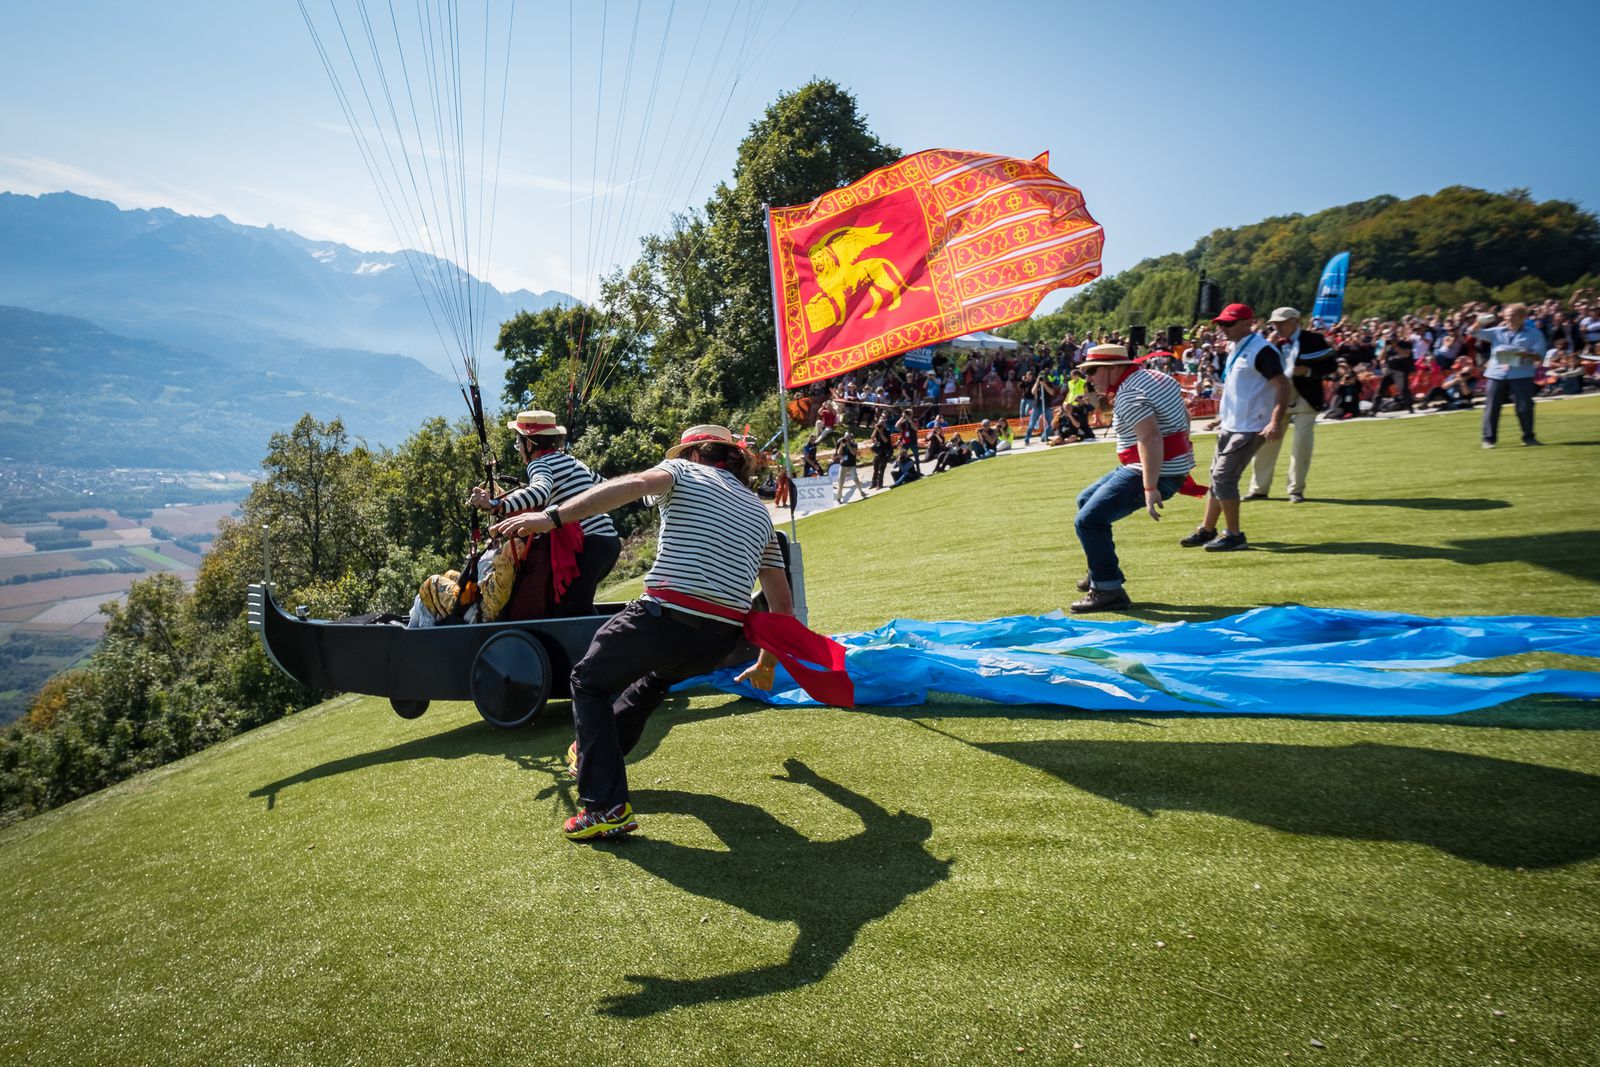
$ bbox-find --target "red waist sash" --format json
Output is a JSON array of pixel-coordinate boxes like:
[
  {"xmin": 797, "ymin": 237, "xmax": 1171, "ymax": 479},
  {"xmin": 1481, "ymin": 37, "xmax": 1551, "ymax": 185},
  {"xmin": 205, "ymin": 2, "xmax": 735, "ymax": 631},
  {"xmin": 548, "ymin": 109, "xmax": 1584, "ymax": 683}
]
[
  {"xmin": 549, "ymin": 523, "xmax": 585, "ymax": 600},
  {"xmin": 646, "ymin": 588, "xmax": 854, "ymax": 707},
  {"xmin": 1116, "ymin": 431, "xmax": 1208, "ymax": 498}
]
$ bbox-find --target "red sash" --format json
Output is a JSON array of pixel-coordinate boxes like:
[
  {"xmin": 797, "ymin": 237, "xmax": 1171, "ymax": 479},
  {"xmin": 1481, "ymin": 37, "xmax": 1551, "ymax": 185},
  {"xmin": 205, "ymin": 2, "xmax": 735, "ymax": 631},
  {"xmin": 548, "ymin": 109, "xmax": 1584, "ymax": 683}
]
[
  {"xmin": 1116, "ymin": 432, "xmax": 1208, "ymax": 498},
  {"xmin": 646, "ymin": 588, "xmax": 855, "ymax": 707},
  {"xmin": 549, "ymin": 523, "xmax": 585, "ymax": 600}
]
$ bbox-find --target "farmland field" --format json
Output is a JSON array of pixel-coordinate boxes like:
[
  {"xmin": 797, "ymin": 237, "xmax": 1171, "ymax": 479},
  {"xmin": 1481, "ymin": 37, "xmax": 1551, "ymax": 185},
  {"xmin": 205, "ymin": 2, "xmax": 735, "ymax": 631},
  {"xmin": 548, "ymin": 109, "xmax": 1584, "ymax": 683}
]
[{"xmin": 0, "ymin": 502, "xmax": 235, "ymax": 723}]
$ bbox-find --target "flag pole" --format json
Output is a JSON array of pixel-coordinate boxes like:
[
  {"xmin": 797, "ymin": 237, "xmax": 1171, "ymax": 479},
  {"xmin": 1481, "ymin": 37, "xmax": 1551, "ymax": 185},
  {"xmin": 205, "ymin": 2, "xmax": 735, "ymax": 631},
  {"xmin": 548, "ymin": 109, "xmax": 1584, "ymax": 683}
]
[{"xmin": 763, "ymin": 203, "xmax": 799, "ymax": 544}]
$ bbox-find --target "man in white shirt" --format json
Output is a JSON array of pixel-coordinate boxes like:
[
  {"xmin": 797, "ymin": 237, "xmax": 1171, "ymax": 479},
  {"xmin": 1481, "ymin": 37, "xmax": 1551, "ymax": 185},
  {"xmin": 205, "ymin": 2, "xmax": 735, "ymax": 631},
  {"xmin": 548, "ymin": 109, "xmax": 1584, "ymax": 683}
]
[{"xmin": 1180, "ymin": 304, "xmax": 1290, "ymax": 552}]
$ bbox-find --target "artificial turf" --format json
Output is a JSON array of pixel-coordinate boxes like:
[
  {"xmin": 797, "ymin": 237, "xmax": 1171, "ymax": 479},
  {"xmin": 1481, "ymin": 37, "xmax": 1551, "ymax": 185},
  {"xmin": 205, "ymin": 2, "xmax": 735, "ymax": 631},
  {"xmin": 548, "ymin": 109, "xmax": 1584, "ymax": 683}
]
[{"xmin": 2, "ymin": 396, "xmax": 1598, "ymax": 1065}]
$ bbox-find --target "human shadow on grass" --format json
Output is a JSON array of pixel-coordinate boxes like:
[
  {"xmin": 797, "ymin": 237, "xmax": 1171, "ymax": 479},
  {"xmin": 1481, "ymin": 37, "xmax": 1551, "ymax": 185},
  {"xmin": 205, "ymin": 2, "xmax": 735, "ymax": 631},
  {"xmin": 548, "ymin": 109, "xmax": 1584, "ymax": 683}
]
[
  {"xmin": 1308, "ymin": 496, "xmax": 1510, "ymax": 511},
  {"xmin": 1118, "ymin": 602, "xmax": 1257, "ymax": 623},
  {"xmin": 248, "ymin": 695, "xmax": 758, "ymax": 809},
  {"xmin": 979, "ymin": 738, "xmax": 1600, "ymax": 869},
  {"xmin": 1254, "ymin": 529, "xmax": 1600, "ymax": 584},
  {"xmin": 595, "ymin": 758, "xmax": 951, "ymax": 1019}
]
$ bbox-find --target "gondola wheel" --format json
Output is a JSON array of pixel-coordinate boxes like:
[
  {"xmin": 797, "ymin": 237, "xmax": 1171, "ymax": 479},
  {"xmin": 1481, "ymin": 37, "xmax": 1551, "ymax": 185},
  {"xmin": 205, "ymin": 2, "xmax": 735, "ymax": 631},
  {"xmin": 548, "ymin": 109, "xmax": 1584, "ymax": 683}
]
[
  {"xmin": 390, "ymin": 698, "xmax": 429, "ymax": 719},
  {"xmin": 470, "ymin": 630, "xmax": 552, "ymax": 729}
]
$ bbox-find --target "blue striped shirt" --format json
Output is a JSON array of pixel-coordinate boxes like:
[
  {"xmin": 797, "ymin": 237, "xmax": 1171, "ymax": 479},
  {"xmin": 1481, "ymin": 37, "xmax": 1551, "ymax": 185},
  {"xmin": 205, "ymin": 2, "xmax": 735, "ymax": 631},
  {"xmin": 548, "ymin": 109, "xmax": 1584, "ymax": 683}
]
[
  {"xmin": 497, "ymin": 451, "xmax": 617, "ymax": 538},
  {"xmin": 1112, "ymin": 369, "xmax": 1194, "ymax": 477},
  {"xmin": 643, "ymin": 459, "xmax": 784, "ymax": 618}
]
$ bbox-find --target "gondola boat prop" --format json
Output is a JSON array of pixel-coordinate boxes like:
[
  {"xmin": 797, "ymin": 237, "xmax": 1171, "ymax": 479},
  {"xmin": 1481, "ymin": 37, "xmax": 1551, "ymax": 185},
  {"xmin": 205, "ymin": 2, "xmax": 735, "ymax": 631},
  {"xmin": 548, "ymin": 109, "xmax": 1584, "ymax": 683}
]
[{"xmin": 248, "ymin": 529, "xmax": 803, "ymax": 730}]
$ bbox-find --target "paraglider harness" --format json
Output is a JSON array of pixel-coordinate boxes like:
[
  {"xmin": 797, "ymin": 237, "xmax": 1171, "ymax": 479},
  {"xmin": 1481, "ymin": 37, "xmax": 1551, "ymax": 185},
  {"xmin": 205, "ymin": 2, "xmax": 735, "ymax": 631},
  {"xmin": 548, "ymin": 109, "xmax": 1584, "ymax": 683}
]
[{"xmin": 444, "ymin": 377, "xmax": 521, "ymax": 624}]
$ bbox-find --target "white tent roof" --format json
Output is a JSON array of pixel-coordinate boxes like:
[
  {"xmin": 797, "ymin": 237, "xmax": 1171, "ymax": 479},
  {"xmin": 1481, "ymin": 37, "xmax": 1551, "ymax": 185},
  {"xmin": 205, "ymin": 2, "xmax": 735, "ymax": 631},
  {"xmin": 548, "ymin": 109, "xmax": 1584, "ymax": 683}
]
[{"xmin": 947, "ymin": 331, "xmax": 1020, "ymax": 351}]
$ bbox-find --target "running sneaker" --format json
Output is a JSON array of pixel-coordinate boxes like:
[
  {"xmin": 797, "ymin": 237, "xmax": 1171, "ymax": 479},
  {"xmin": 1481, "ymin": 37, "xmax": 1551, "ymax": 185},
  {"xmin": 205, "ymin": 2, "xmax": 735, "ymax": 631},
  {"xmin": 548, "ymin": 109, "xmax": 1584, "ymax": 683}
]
[
  {"xmin": 563, "ymin": 803, "xmax": 638, "ymax": 842},
  {"xmin": 1179, "ymin": 526, "xmax": 1217, "ymax": 548},
  {"xmin": 1204, "ymin": 531, "xmax": 1249, "ymax": 552},
  {"xmin": 566, "ymin": 740, "xmax": 578, "ymax": 779}
]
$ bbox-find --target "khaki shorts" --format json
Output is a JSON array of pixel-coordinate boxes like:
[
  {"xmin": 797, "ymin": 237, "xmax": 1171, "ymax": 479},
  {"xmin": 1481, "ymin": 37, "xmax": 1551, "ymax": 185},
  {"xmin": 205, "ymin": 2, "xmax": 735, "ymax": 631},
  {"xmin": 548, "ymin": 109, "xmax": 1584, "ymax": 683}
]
[{"xmin": 1209, "ymin": 430, "xmax": 1265, "ymax": 500}]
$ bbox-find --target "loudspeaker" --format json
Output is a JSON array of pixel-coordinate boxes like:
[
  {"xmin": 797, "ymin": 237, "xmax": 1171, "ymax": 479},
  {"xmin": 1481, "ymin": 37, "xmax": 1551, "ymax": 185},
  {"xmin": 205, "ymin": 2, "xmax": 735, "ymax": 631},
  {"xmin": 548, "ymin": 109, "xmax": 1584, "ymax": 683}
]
[
  {"xmin": 1166, "ymin": 325, "xmax": 1185, "ymax": 347},
  {"xmin": 1127, "ymin": 324, "xmax": 1148, "ymax": 348},
  {"xmin": 1197, "ymin": 279, "xmax": 1223, "ymax": 321}
]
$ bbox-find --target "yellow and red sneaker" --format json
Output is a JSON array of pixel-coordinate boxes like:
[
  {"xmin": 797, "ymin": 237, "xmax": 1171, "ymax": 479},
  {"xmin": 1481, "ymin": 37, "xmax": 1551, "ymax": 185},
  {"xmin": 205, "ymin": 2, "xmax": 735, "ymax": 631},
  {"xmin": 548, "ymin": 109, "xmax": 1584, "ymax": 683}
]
[{"xmin": 562, "ymin": 803, "xmax": 638, "ymax": 842}]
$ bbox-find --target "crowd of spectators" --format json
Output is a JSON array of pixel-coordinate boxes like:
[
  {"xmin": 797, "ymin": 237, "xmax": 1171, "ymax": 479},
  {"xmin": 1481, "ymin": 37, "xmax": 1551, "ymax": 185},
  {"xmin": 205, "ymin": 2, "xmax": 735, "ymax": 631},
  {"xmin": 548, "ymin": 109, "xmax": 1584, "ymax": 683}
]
[{"xmin": 779, "ymin": 290, "xmax": 1600, "ymax": 503}]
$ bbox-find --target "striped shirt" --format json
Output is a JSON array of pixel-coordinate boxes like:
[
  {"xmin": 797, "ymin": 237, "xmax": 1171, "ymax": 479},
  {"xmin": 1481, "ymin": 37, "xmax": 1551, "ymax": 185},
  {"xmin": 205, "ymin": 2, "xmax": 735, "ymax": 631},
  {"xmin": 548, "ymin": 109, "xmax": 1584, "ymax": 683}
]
[
  {"xmin": 642, "ymin": 459, "xmax": 784, "ymax": 619},
  {"xmin": 497, "ymin": 450, "xmax": 617, "ymax": 538},
  {"xmin": 1111, "ymin": 368, "xmax": 1194, "ymax": 477}
]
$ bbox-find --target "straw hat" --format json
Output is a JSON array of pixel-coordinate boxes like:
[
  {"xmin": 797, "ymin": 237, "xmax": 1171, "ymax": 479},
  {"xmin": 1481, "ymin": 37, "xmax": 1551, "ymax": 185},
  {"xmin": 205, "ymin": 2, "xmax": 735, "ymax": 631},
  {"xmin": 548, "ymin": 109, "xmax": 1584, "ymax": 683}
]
[
  {"xmin": 1079, "ymin": 343, "xmax": 1137, "ymax": 367},
  {"xmin": 506, "ymin": 409, "xmax": 566, "ymax": 437},
  {"xmin": 665, "ymin": 424, "xmax": 757, "ymax": 461}
]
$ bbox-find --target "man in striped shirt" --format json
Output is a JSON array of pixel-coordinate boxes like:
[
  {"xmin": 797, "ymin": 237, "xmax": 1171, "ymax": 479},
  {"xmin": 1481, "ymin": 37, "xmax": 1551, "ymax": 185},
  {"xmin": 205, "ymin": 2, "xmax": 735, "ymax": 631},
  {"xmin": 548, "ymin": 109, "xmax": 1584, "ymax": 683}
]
[
  {"xmin": 491, "ymin": 424, "xmax": 793, "ymax": 842},
  {"xmin": 1070, "ymin": 345, "xmax": 1197, "ymax": 614},
  {"xmin": 469, "ymin": 410, "xmax": 620, "ymax": 616}
]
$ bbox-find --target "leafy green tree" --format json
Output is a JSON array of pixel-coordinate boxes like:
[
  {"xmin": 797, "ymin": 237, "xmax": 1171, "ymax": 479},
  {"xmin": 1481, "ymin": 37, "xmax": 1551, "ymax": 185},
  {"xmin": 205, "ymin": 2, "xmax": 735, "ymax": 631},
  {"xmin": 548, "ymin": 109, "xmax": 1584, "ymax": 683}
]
[
  {"xmin": 498, "ymin": 303, "xmax": 590, "ymax": 411},
  {"xmin": 245, "ymin": 415, "xmax": 384, "ymax": 599}
]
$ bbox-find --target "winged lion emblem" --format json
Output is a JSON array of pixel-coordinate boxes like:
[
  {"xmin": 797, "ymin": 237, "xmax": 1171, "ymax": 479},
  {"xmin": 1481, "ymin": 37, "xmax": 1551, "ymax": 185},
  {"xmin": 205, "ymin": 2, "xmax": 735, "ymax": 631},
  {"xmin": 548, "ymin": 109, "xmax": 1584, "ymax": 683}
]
[{"xmin": 803, "ymin": 223, "xmax": 929, "ymax": 333}]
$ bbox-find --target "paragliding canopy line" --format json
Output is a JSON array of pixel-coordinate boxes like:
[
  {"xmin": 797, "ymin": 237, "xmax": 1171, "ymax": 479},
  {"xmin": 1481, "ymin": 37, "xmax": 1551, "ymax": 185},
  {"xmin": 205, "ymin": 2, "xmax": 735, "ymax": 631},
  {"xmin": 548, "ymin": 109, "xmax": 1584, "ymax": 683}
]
[{"xmin": 298, "ymin": 0, "xmax": 809, "ymax": 425}]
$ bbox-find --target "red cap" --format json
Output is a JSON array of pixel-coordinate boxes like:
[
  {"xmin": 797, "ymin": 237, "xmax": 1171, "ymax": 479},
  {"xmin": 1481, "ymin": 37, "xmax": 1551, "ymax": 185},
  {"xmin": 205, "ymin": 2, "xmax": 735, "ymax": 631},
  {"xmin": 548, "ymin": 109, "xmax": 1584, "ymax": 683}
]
[{"xmin": 1212, "ymin": 303, "xmax": 1255, "ymax": 324}]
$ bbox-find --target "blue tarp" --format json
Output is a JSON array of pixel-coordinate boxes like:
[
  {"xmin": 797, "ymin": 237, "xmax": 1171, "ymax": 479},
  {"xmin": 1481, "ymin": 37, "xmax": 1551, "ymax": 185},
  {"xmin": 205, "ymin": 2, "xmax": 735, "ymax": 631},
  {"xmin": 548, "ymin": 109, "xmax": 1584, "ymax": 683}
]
[{"xmin": 682, "ymin": 607, "xmax": 1600, "ymax": 717}]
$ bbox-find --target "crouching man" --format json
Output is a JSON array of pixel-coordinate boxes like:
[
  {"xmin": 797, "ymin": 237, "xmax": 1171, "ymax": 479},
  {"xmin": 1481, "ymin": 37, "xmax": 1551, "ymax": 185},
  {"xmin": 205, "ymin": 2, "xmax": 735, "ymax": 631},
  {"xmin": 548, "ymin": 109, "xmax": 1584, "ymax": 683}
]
[
  {"xmin": 491, "ymin": 424, "xmax": 850, "ymax": 841},
  {"xmin": 1071, "ymin": 344, "xmax": 1205, "ymax": 613}
]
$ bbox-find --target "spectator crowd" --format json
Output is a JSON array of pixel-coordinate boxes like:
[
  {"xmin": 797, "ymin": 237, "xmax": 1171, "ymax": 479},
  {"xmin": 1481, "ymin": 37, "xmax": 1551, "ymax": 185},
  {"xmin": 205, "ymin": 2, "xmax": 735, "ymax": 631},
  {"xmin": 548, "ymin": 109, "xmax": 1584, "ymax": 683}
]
[{"xmin": 779, "ymin": 288, "xmax": 1600, "ymax": 501}]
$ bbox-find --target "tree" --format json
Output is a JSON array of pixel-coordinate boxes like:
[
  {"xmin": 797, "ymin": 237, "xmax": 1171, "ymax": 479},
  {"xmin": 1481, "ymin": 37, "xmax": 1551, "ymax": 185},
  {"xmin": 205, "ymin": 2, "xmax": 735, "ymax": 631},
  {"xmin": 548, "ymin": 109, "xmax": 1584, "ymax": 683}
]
[
  {"xmin": 498, "ymin": 303, "xmax": 590, "ymax": 410},
  {"xmin": 245, "ymin": 415, "xmax": 384, "ymax": 598}
]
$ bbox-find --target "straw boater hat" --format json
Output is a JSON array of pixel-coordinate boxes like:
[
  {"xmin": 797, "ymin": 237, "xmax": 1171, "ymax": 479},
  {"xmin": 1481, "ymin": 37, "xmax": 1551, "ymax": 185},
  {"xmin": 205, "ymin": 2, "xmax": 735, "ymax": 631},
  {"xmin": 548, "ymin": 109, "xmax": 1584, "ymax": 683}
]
[
  {"xmin": 665, "ymin": 424, "xmax": 757, "ymax": 461},
  {"xmin": 1079, "ymin": 343, "xmax": 1137, "ymax": 367},
  {"xmin": 506, "ymin": 410, "xmax": 566, "ymax": 437}
]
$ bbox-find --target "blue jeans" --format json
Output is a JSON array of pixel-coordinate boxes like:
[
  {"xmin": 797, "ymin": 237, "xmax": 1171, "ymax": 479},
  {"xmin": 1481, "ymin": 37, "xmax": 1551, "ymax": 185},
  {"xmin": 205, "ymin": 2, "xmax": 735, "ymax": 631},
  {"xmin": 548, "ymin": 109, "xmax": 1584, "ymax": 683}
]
[
  {"xmin": 1075, "ymin": 467, "xmax": 1186, "ymax": 590},
  {"xmin": 1482, "ymin": 376, "xmax": 1535, "ymax": 443},
  {"xmin": 1023, "ymin": 400, "xmax": 1049, "ymax": 444}
]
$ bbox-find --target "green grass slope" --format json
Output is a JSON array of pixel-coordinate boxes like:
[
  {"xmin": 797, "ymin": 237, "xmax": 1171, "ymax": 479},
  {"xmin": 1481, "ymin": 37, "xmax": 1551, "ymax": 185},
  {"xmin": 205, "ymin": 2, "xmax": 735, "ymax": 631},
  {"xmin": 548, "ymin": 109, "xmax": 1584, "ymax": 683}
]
[{"xmin": 3, "ymin": 398, "xmax": 1599, "ymax": 1065}]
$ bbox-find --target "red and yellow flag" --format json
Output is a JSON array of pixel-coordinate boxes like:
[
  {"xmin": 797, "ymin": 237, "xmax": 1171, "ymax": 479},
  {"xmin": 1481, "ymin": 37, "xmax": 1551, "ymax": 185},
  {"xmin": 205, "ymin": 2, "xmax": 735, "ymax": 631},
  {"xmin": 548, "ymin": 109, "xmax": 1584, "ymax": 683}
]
[{"xmin": 766, "ymin": 148, "xmax": 1102, "ymax": 388}]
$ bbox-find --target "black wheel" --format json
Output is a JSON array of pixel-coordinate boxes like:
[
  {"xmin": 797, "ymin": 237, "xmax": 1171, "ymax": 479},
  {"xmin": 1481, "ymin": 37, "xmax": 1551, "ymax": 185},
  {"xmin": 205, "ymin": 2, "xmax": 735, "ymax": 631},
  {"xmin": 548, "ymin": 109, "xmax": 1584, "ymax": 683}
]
[
  {"xmin": 470, "ymin": 630, "xmax": 552, "ymax": 729},
  {"xmin": 390, "ymin": 698, "xmax": 429, "ymax": 719}
]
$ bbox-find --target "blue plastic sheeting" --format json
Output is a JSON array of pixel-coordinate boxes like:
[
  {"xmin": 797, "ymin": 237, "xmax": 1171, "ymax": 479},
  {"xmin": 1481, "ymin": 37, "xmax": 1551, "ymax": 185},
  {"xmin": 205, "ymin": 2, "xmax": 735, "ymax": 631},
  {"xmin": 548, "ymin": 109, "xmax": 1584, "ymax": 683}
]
[{"xmin": 681, "ymin": 606, "xmax": 1600, "ymax": 716}]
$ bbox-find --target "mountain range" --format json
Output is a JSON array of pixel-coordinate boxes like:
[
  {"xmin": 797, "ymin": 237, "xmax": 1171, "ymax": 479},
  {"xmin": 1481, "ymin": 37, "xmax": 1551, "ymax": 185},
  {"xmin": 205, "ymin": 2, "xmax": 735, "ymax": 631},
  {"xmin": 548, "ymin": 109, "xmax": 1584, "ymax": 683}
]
[{"xmin": 0, "ymin": 191, "xmax": 573, "ymax": 468}]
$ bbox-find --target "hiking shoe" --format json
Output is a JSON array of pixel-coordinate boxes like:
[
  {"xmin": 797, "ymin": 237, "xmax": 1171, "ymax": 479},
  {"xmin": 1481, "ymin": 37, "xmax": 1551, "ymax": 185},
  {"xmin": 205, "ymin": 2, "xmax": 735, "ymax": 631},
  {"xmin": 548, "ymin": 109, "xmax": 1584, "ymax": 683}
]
[
  {"xmin": 1070, "ymin": 587, "xmax": 1131, "ymax": 614},
  {"xmin": 1179, "ymin": 526, "xmax": 1218, "ymax": 548},
  {"xmin": 1076, "ymin": 573, "xmax": 1092, "ymax": 592},
  {"xmin": 566, "ymin": 740, "xmax": 578, "ymax": 779},
  {"xmin": 563, "ymin": 803, "xmax": 638, "ymax": 842},
  {"xmin": 1204, "ymin": 531, "xmax": 1249, "ymax": 552}
]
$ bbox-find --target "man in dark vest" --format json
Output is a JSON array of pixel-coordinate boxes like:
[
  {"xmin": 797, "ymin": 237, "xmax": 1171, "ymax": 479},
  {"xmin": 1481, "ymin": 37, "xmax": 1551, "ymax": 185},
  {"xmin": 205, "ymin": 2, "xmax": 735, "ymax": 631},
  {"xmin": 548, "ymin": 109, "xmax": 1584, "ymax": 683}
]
[{"xmin": 1247, "ymin": 307, "xmax": 1336, "ymax": 503}]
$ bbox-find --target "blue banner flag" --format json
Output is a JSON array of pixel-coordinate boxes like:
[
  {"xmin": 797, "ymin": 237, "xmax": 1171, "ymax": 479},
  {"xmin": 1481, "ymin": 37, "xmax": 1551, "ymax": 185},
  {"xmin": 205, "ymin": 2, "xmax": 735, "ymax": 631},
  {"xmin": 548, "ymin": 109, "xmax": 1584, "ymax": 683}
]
[
  {"xmin": 682, "ymin": 607, "xmax": 1600, "ymax": 717},
  {"xmin": 1310, "ymin": 252, "xmax": 1350, "ymax": 326}
]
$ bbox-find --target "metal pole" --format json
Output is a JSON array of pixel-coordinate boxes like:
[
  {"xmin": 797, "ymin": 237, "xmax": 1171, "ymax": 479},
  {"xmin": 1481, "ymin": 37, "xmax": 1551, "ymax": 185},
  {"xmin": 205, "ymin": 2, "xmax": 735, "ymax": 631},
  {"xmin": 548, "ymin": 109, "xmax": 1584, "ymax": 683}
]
[{"xmin": 763, "ymin": 203, "xmax": 799, "ymax": 544}]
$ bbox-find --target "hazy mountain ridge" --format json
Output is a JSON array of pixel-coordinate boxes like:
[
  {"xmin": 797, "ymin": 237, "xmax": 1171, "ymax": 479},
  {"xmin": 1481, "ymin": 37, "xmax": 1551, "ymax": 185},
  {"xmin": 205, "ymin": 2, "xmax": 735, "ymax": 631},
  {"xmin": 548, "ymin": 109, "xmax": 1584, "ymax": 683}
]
[
  {"xmin": 0, "ymin": 305, "xmax": 458, "ymax": 469},
  {"xmin": 0, "ymin": 190, "xmax": 572, "ymax": 382}
]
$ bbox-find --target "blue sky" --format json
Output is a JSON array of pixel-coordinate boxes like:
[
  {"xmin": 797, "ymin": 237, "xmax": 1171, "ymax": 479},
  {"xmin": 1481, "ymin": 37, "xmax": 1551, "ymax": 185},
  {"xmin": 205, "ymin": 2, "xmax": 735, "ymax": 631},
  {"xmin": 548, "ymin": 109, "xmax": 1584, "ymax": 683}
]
[{"xmin": 3, "ymin": 0, "xmax": 1597, "ymax": 311}]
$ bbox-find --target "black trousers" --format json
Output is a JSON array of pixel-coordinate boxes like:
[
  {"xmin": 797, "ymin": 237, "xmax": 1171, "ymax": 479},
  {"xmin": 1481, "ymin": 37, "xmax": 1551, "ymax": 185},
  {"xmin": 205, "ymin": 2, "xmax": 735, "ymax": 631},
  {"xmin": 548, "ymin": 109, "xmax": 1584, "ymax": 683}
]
[
  {"xmin": 871, "ymin": 451, "xmax": 890, "ymax": 488},
  {"xmin": 570, "ymin": 600, "xmax": 742, "ymax": 810},
  {"xmin": 556, "ymin": 534, "xmax": 621, "ymax": 616}
]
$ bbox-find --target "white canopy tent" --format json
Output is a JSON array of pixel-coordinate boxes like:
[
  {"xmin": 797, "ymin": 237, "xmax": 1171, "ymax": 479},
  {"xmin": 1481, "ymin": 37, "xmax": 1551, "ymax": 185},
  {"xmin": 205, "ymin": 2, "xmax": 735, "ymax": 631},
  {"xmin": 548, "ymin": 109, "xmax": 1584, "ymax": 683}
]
[{"xmin": 946, "ymin": 331, "xmax": 1021, "ymax": 352}]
